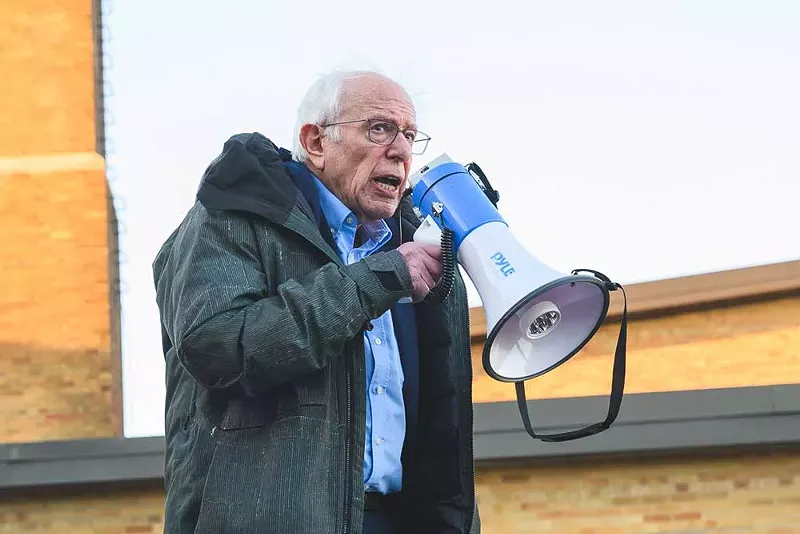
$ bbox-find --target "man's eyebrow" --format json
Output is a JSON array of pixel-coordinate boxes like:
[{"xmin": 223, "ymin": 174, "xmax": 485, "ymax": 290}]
[{"xmin": 370, "ymin": 116, "xmax": 418, "ymax": 131}]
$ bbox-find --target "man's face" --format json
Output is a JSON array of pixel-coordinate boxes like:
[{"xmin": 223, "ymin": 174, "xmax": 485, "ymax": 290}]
[{"xmin": 302, "ymin": 75, "xmax": 416, "ymax": 223}]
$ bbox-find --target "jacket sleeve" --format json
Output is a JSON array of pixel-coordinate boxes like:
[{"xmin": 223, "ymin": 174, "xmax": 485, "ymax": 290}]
[{"xmin": 154, "ymin": 207, "xmax": 412, "ymax": 397}]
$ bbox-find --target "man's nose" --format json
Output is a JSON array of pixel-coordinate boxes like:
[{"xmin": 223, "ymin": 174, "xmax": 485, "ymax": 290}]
[{"xmin": 386, "ymin": 133, "xmax": 413, "ymax": 161}]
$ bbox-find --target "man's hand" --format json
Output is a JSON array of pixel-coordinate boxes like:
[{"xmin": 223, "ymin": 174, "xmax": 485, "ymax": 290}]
[{"xmin": 397, "ymin": 242, "xmax": 443, "ymax": 303}]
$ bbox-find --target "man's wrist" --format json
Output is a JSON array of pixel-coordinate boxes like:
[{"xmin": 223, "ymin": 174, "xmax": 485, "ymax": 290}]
[{"xmin": 341, "ymin": 251, "xmax": 413, "ymax": 318}]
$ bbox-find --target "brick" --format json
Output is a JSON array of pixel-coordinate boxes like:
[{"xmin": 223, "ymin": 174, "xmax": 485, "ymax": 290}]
[{"xmin": 643, "ymin": 514, "xmax": 672, "ymax": 522}]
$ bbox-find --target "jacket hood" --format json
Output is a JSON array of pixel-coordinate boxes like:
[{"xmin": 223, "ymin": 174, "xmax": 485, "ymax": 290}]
[{"xmin": 195, "ymin": 132, "xmax": 299, "ymax": 225}]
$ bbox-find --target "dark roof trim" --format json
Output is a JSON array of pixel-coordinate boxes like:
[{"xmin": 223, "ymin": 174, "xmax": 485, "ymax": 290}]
[
  {"xmin": 0, "ymin": 434, "xmax": 164, "ymax": 490},
  {"xmin": 474, "ymin": 383, "xmax": 800, "ymax": 461},
  {"xmin": 1, "ymin": 384, "xmax": 799, "ymax": 490}
]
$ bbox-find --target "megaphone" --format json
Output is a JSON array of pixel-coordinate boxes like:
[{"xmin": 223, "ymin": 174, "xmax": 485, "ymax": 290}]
[{"xmin": 408, "ymin": 154, "xmax": 629, "ymax": 442}]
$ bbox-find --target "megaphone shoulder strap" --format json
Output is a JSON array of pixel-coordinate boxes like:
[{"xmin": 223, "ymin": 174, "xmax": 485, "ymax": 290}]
[{"xmin": 514, "ymin": 282, "xmax": 628, "ymax": 442}]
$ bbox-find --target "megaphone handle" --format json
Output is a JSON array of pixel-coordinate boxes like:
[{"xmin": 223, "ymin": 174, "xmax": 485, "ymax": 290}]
[{"xmin": 515, "ymin": 284, "xmax": 628, "ymax": 443}]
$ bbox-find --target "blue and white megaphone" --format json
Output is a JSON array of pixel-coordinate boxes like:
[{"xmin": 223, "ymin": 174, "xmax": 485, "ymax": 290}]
[{"xmin": 408, "ymin": 154, "xmax": 629, "ymax": 442}]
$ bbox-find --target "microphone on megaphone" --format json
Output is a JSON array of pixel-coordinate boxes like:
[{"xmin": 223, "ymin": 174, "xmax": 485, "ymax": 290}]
[{"xmin": 408, "ymin": 154, "xmax": 628, "ymax": 442}]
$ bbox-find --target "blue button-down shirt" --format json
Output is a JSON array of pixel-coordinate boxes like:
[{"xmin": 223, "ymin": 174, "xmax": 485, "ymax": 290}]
[{"xmin": 312, "ymin": 177, "xmax": 406, "ymax": 494}]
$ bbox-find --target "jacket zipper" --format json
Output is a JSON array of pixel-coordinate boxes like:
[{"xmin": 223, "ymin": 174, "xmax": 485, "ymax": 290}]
[
  {"xmin": 343, "ymin": 365, "xmax": 353, "ymax": 534},
  {"xmin": 465, "ymin": 310, "xmax": 476, "ymax": 533},
  {"xmin": 343, "ymin": 354, "xmax": 354, "ymax": 534}
]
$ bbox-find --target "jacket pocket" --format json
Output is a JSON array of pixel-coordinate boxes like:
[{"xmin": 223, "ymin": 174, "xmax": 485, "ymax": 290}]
[
  {"xmin": 194, "ymin": 417, "xmax": 341, "ymax": 534},
  {"xmin": 218, "ymin": 396, "xmax": 276, "ymax": 430},
  {"xmin": 217, "ymin": 387, "xmax": 327, "ymax": 431}
]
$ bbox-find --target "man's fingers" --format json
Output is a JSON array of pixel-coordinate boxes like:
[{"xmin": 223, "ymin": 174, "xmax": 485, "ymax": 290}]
[
  {"xmin": 412, "ymin": 279, "xmax": 429, "ymax": 303},
  {"xmin": 420, "ymin": 269, "xmax": 436, "ymax": 292},
  {"xmin": 398, "ymin": 242, "xmax": 446, "ymax": 301},
  {"xmin": 421, "ymin": 243, "xmax": 443, "ymax": 261},
  {"xmin": 419, "ymin": 252, "xmax": 443, "ymax": 278}
]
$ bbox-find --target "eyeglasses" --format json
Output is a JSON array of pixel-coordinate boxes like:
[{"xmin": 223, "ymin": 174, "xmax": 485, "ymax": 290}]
[{"xmin": 321, "ymin": 118, "xmax": 431, "ymax": 155}]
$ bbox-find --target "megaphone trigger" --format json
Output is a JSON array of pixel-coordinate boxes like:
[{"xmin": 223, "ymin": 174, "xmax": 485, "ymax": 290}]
[{"xmin": 412, "ymin": 215, "xmax": 443, "ymax": 247}]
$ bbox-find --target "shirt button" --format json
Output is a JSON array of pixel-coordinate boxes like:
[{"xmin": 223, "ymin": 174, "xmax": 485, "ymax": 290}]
[
  {"xmin": 376, "ymin": 437, "xmax": 383, "ymax": 445},
  {"xmin": 375, "ymin": 386, "xmax": 384, "ymax": 395},
  {"xmin": 374, "ymin": 337, "xmax": 382, "ymax": 346},
  {"xmin": 346, "ymin": 216, "xmax": 354, "ymax": 225}
]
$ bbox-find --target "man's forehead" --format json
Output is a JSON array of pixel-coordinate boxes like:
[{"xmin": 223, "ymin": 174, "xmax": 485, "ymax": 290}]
[{"xmin": 342, "ymin": 77, "xmax": 416, "ymax": 127}]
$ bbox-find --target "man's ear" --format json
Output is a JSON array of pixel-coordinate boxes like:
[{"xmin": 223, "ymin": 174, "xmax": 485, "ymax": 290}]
[{"xmin": 299, "ymin": 123, "xmax": 325, "ymax": 170}]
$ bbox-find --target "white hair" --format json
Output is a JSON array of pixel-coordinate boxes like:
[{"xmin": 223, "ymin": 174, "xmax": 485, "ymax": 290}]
[{"xmin": 291, "ymin": 69, "xmax": 387, "ymax": 162}]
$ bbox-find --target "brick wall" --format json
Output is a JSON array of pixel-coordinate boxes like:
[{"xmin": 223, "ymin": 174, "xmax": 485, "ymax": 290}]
[
  {"xmin": 0, "ymin": 157, "xmax": 120, "ymax": 442},
  {"xmin": 0, "ymin": 484, "xmax": 165, "ymax": 534},
  {"xmin": 0, "ymin": 0, "xmax": 96, "ymax": 157},
  {"xmin": 474, "ymin": 449, "xmax": 800, "ymax": 533},
  {"xmin": 0, "ymin": 0, "xmax": 120, "ymax": 442}
]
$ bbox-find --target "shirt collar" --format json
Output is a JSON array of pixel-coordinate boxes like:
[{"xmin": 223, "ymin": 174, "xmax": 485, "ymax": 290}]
[{"xmin": 312, "ymin": 176, "xmax": 392, "ymax": 245}]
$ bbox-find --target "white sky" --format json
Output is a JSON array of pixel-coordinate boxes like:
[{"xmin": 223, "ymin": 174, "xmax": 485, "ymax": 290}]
[{"xmin": 102, "ymin": 0, "xmax": 800, "ymax": 438}]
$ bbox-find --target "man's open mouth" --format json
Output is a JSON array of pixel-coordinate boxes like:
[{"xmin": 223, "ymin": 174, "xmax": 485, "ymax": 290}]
[{"xmin": 374, "ymin": 176, "xmax": 401, "ymax": 192}]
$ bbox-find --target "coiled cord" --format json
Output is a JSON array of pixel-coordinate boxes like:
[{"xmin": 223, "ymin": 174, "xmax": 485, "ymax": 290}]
[{"xmin": 424, "ymin": 225, "xmax": 455, "ymax": 304}]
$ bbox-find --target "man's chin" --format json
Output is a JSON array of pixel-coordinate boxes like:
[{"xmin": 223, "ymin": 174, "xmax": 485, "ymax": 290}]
[{"xmin": 361, "ymin": 201, "xmax": 400, "ymax": 223}]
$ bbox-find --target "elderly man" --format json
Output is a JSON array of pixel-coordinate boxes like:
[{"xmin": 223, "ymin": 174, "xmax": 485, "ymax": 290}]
[{"xmin": 153, "ymin": 70, "xmax": 480, "ymax": 534}]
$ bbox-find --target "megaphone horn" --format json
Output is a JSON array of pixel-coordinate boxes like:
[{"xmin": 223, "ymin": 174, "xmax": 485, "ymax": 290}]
[{"xmin": 408, "ymin": 154, "xmax": 629, "ymax": 442}]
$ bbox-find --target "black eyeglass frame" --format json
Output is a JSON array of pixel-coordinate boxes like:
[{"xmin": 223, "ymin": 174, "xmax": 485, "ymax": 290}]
[{"xmin": 321, "ymin": 118, "xmax": 431, "ymax": 155}]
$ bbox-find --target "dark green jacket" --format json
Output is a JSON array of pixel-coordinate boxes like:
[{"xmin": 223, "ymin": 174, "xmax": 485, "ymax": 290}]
[{"xmin": 152, "ymin": 133, "xmax": 480, "ymax": 533}]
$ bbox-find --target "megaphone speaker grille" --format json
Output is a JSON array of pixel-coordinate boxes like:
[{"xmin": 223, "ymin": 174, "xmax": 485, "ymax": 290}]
[{"xmin": 483, "ymin": 276, "xmax": 609, "ymax": 382}]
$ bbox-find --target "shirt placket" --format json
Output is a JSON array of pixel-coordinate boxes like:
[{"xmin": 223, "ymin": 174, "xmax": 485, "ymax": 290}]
[
  {"xmin": 357, "ymin": 228, "xmax": 391, "ymax": 458},
  {"xmin": 368, "ymin": 322, "xmax": 390, "ymax": 452}
]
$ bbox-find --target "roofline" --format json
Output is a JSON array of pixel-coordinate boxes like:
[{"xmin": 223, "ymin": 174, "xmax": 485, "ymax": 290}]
[{"xmin": 2, "ymin": 384, "xmax": 799, "ymax": 490}]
